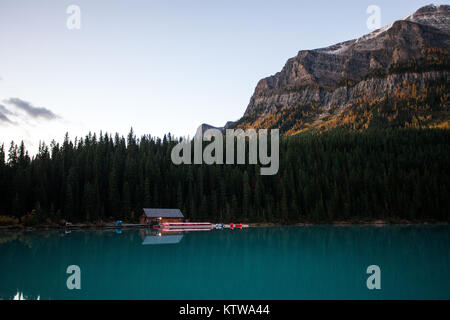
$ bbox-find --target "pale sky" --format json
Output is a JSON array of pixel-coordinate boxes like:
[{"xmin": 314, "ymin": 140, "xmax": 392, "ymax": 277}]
[{"xmin": 0, "ymin": 0, "xmax": 446, "ymax": 154}]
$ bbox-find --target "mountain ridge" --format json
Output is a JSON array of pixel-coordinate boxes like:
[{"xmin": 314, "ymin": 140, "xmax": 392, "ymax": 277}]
[{"xmin": 217, "ymin": 4, "xmax": 450, "ymax": 134}]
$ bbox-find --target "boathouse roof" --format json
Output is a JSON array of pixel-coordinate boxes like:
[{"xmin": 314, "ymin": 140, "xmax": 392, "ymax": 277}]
[{"xmin": 142, "ymin": 208, "xmax": 184, "ymax": 218}]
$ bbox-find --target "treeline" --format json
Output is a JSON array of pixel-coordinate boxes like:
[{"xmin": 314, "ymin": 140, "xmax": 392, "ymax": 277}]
[{"xmin": 0, "ymin": 128, "xmax": 449, "ymax": 224}]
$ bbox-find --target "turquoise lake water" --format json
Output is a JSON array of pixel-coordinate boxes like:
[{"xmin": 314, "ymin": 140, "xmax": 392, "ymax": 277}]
[{"xmin": 0, "ymin": 226, "xmax": 449, "ymax": 300}]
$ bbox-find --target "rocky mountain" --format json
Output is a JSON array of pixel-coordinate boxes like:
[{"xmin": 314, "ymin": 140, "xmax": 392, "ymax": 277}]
[{"xmin": 226, "ymin": 4, "xmax": 450, "ymax": 134}]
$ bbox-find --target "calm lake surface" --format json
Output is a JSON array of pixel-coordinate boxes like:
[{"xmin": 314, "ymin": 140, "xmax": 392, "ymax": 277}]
[{"xmin": 0, "ymin": 226, "xmax": 449, "ymax": 300}]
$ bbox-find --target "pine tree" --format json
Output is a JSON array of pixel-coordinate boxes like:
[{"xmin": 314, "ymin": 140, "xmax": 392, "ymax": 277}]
[
  {"xmin": 122, "ymin": 182, "xmax": 131, "ymax": 220},
  {"xmin": 144, "ymin": 178, "xmax": 151, "ymax": 207},
  {"xmin": 176, "ymin": 182, "xmax": 183, "ymax": 210},
  {"xmin": 242, "ymin": 172, "xmax": 250, "ymax": 221}
]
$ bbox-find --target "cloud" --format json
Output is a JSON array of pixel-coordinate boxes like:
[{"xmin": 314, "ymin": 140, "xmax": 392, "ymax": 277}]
[
  {"xmin": 4, "ymin": 97, "xmax": 59, "ymax": 120},
  {"xmin": 0, "ymin": 113, "xmax": 12, "ymax": 123},
  {"xmin": 0, "ymin": 104, "xmax": 13, "ymax": 123},
  {"xmin": 0, "ymin": 104, "xmax": 13, "ymax": 115}
]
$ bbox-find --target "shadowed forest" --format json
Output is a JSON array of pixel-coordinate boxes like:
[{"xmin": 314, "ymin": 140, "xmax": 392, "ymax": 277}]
[{"xmin": 0, "ymin": 128, "xmax": 449, "ymax": 224}]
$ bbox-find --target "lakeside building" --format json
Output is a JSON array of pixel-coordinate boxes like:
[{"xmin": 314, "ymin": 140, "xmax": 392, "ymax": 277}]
[{"xmin": 140, "ymin": 208, "xmax": 184, "ymax": 225}]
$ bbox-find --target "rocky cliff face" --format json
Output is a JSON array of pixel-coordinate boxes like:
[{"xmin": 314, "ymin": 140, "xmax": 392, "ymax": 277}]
[{"xmin": 228, "ymin": 5, "xmax": 450, "ymax": 134}]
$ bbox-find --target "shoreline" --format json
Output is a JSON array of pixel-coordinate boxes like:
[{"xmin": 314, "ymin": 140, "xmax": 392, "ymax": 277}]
[
  {"xmin": 0, "ymin": 219, "xmax": 448, "ymax": 231},
  {"xmin": 248, "ymin": 220, "xmax": 450, "ymax": 227}
]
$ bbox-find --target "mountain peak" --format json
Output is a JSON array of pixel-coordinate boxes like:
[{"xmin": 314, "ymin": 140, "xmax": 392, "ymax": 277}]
[
  {"xmin": 226, "ymin": 5, "xmax": 450, "ymax": 134},
  {"xmin": 404, "ymin": 4, "xmax": 450, "ymax": 31},
  {"xmin": 316, "ymin": 4, "xmax": 450, "ymax": 56}
]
